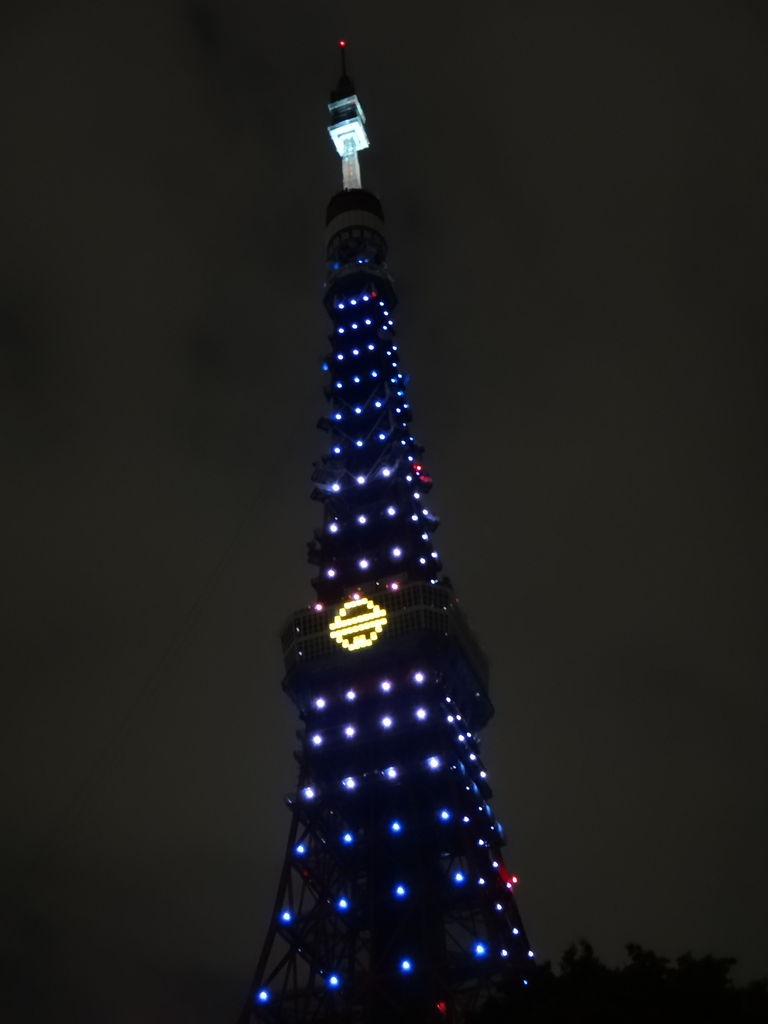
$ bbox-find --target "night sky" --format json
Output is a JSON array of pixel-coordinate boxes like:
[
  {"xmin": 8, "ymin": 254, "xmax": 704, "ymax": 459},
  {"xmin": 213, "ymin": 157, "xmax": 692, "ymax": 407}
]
[{"xmin": 2, "ymin": 2, "xmax": 767, "ymax": 1021}]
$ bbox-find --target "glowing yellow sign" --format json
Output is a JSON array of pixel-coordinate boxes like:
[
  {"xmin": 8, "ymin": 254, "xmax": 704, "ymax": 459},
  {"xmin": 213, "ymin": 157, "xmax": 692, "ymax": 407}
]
[{"xmin": 329, "ymin": 596, "xmax": 388, "ymax": 651}]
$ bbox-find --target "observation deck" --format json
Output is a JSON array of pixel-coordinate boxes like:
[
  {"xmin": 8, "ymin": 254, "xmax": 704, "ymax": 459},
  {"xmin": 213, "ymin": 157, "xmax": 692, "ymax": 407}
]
[{"xmin": 281, "ymin": 582, "xmax": 494, "ymax": 728}]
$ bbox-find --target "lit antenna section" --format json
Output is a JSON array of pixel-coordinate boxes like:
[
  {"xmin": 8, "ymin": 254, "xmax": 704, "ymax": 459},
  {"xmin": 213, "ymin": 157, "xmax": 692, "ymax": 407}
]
[{"xmin": 328, "ymin": 40, "xmax": 370, "ymax": 190}]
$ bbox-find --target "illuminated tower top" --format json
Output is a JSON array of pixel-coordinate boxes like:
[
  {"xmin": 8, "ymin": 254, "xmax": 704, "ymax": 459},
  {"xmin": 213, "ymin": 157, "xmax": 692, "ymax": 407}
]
[{"xmin": 328, "ymin": 40, "xmax": 370, "ymax": 190}]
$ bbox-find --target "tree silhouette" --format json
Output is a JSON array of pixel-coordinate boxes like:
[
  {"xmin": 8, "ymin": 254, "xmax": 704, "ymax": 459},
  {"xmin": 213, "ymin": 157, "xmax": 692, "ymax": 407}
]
[{"xmin": 471, "ymin": 940, "xmax": 768, "ymax": 1023}]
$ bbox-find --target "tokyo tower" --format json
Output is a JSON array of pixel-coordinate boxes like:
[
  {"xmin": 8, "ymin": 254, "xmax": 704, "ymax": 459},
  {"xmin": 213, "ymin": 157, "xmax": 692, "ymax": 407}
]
[{"xmin": 238, "ymin": 43, "xmax": 533, "ymax": 1024}]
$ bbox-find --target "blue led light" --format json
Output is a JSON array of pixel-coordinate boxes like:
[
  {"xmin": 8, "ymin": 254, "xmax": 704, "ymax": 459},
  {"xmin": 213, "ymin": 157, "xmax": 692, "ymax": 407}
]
[
  {"xmin": 280, "ymin": 910, "xmax": 292, "ymax": 923},
  {"xmin": 474, "ymin": 942, "xmax": 487, "ymax": 957},
  {"xmin": 399, "ymin": 958, "xmax": 412, "ymax": 973},
  {"xmin": 390, "ymin": 820, "xmax": 403, "ymax": 833},
  {"xmin": 327, "ymin": 974, "xmax": 341, "ymax": 989},
  {"xmin": 453, "ymin": 871, "xmax": 465, "ymax": 884},
  {"xmin": 394, "ymin": 884, "xmax": 408, "ymax": 898},
  {"xmin": 337, "ymin": 897, "xmax": 350, "ymax": 911},
  {"xmin": 341, "ymin": 832, "xmax": 354, "ymax": 845},
  {"xmin": 438, "ymin": 809, "xmax": 451, "ymax": 821},
  {"xmin": 256, "ymin": 989, "xmax": 270, "ymax": 1003},
  {"xmin": 295, "ymin": 843, "xmax": 306, "ymax": 855}
]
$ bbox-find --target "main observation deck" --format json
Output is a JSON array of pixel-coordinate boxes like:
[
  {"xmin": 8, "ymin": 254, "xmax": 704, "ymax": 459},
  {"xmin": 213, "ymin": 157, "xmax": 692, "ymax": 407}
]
[{"xmin": 281, "ymin": 582, "xmax": 494, "ymax": 729}]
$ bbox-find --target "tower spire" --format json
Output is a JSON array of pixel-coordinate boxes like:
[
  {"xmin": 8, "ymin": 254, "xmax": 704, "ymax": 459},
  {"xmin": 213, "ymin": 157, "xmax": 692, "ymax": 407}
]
[
  {"xmin": 339, "ymin": 38, "xmax": 348, "ymax": 78},
  {"xmin": 328, "ymin": 40, "xmax": 370, "ymax": 191}
]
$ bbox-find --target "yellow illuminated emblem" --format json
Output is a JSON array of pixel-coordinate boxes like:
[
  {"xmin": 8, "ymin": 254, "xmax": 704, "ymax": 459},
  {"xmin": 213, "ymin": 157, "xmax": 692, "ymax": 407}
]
[{"xmin": 329, "ymin": 597, "xmax": 388, "ymax": 652}]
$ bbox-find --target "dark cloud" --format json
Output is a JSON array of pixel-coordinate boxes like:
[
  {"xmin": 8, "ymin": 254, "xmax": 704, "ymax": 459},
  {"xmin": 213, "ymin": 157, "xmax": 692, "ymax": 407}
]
[{"xmin": 1, "ymin": 1, "xmax": 766, "ymax": 1020}]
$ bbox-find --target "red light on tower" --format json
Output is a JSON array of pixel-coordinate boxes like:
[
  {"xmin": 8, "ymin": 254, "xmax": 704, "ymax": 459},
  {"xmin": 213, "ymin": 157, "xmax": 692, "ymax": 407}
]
[
  {"xmin": 436, "ymin": 1001, "xmax": 447, "ymax": 1015},
  {"xmin": 339, "ymin": 39, "xmax": 347, "ymax": 48}
]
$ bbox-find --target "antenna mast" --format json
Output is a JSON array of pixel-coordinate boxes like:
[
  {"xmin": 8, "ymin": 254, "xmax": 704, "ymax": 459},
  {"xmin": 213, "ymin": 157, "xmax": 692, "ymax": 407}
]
[{"xmin": 328, "ymin": 40, "xmax": 370, "ymax": 190}]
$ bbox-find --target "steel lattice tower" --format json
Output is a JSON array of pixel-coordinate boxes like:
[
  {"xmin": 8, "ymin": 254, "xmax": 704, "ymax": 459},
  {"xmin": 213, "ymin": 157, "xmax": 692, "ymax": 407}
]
[{"xmin": 238, "ymin": 44, "xmax": 533, "ymax": 1024}]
